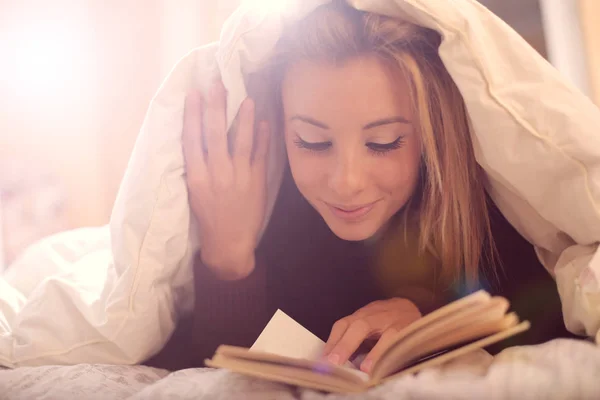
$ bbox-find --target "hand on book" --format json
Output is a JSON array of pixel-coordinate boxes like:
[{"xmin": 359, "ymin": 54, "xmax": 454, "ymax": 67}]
[
  {"xmin": 183, "ymin": 80, "xmax": 270, "ymax": 280},
  {"xmin": 207, "ymin": 291, "xmax": 529, "ymax": 393},
  {"xmin": 322, "ymin": 298, "xmax": 421, "ymax": 373}
]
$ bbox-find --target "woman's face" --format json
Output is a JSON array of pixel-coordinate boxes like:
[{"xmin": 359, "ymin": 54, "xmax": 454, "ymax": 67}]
[{"xmin": 282, "ymin": 56, "xmax": 422, "ymax": 241}]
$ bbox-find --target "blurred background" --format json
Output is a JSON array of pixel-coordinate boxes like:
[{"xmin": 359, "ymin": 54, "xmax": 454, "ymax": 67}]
[{"xmin": 0, "ymin": 0, "xmax": 598, "ymax": 269}]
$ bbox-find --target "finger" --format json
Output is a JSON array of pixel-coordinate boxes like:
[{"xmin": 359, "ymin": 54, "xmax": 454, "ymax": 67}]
[
  {"xmin": 326, "ymin": 318, "xmax": 372, "ymax": 366},
  {"xmin": 204, "ymin": 79, "xmax": 230, "ymax": 170},
  {"xmin": 323, "ymin": 303, "xmax": 390, "ymax": 357},
  {"xmin": 360, "ymin": 324, "xmax": 404, "ymax": 374},
  {"xmin": 182, "ymin": 91, "xmax": 207, "ymax": 179},
  {"xmin": 233, "ymin": 97, "xmax": 255, "ymax": 165},
  {"xmin": 323, "ymin": 317, "xmax": 353, "ymax": 356},
  {"xmin": 253, "ymin": 120, "xmax": 270, "ymax": 168},
  {"xmin": 355, "ymin": 298, "xmax": 421, "ymax": 324},
  {"xmin": 352, "ymin": 300, "xmax": 389, "ymax": 319}
]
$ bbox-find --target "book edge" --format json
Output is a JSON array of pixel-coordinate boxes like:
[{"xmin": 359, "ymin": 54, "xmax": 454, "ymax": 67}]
[
  {"xmin": 369, "ymin": 290, "xmax": 493, "ymax": 363},
  {"xmin": 370, "ymin": 296, "xmax": 510, "ymax": 379},
  {"xmin": 205, "ymin": 356, "xmax": 366, "ymax": 394},
  {"xmin": 374, "ymin": 320, "xmax": 531, "ymax": 386},
  {"xmin": 213, "ymin": 344, "xmax": 368, "ymax": 383}
]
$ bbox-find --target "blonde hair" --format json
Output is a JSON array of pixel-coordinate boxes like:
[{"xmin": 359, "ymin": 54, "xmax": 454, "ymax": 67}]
[{"xmin": 260, "ymin": 0, "xmax": 495, "ymax": 286}]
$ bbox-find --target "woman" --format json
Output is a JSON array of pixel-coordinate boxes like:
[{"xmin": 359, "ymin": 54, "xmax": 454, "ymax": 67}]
[{"xmin": 145, "ymin": 1, "xmax": 574, "ymax": 372}]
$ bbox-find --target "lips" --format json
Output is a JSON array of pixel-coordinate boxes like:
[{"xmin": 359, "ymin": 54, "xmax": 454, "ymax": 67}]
[
  {"xmin": 326, "ymin": 201, "xmax": 378, "ymax": 221},
  {"xmin": 333, "ymin": 204, "xmax": 371, "ymax": 212}
]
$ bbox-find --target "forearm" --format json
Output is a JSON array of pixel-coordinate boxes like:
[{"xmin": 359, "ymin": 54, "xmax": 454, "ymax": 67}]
[
  {"xmin": 199, "ymin": 242, "xmax": 257, "ymax": 280},
  {"xmin": 193, "ymin": 251, "xmax": 268, "ymax": 315},
  {"xmin": 190, "ymin": 251, "xmax": 271, "ymax": 363}
]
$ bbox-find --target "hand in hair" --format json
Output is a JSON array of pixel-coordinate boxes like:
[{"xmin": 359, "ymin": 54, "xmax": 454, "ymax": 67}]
[
  {"xmin": 322, "ymin": 298, "xmax": 421, "ymax": 373},
  {"xmin": 182, "ymin": 79, "xmax": 270, "ymax": 280}
]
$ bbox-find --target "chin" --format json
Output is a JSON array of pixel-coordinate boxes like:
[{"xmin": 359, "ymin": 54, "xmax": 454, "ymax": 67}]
[{"xmin": 327, "ymin": 222, "xmax": 380, "ymax": 242}]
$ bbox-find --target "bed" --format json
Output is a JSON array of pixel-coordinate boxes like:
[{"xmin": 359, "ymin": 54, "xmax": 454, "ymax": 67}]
[
  {"xmin": 1, "ymin": 338, "xmax": 599, "ymax": 399},
  {"xmin": 3, "ymin": 0, "xmax": 600, "ymax": 398}
]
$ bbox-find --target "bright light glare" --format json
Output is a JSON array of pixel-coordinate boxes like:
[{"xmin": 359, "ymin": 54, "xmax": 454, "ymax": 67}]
[
  {"xmin": 242, "ymin": 0, "xmax": 291, "ymax": 13},
  {"xmin": 0, "ymin": 19, "xmax": 91, "ymax": 104}
]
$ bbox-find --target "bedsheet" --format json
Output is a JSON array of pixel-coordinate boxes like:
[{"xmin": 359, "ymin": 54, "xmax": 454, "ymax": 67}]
[{"xmin": 1, "ymin": 338, "xmax": 599, "ymax": 400}]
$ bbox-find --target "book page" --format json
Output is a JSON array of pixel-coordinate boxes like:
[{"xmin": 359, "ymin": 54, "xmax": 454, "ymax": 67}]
[
  {"xmin": 206, "ymin": 353, "xmax": 365, "ymax": 393},
  {"xmin": 214, "ymin": 345, "xmax": 369, "ymax": 384},
  {"xmin": 379, "ymin": 321, "xmax": 531, "ymax": 384},
  {"xmin": 371, "ymin": 290, "xmax": 492, "ymax": 360},
  {"xmin": 251, "ymin": 309, "xmax": 326, "ymax": 360},
  {"xmin": 371, "ymin": 297, "xmax": 509, "ymax": 380},
  {"xmin": 250, "ymin": 309, "xmax": 363, "ymax": 375}
]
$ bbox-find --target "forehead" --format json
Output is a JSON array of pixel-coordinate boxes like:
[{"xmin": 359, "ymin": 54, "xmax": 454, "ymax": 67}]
[{"xmin": 281, "ymin": 56, "xmax": 413, "ymax": 123}]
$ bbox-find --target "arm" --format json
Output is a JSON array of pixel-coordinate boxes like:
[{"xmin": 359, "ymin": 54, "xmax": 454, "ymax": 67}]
[
  {"xmin": 192, "ymin": 251, "xmax": 268, "ymax": 327},
  {"xmin": 189, "ymin": 251, "xmax": 271, "ymax": 365},
  {"xmin": 143, "ymin": 250, "xmax": 270, "ymax": 370}
]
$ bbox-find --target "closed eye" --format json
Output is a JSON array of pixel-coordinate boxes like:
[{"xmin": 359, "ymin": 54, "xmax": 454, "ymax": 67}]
[
  {"xmin": 293, "ymin": 135, "xmax": 406, "ymax": 154},
  {"xmin": 293, "ymin": 136, "xmax": 331, "ymax": 152},
  {"xmin": 367, "ymin": 136, "xmax": 405, "ymax": 154}
]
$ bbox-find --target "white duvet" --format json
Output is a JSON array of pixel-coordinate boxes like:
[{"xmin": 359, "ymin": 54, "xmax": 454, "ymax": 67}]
[
  {"xmin": 1, "ymin": 0, "xmax": 600, "ymax": 369},
  {"xmin": 2, "ymin": 339, "xmax": 600, "ymax": 399}
]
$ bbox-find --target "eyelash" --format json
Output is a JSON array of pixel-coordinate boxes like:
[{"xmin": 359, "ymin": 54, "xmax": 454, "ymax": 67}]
[{"xmin": 293, "ymin": 136, "xmax": 406, "ymax": 155}]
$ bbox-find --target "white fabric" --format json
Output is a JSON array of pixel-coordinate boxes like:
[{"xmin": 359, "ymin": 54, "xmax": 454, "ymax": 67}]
[
  {"xmin": 1, "ymin": 339, "xmax": 600, "ymax": 399},
  {"xmin": 1, "ymin": 0, "xmax": 600, "ymax": 368}
]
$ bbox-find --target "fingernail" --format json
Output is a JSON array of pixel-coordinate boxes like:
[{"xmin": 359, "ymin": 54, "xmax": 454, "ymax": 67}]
[
  {"xmin": 361, "ymin": 359, "xmax": 373, "ymax": 372},
  {"xmin": 327, "ymin": 353, "xmax": 340, "ymax": 365}
]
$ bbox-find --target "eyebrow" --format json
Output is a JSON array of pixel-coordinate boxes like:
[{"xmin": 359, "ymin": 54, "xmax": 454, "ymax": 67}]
[
  {"xmin": 289, "ymin": 114, "xmax": 411, "ymax": 130},
  {"xmin": 363, "ymin": 116, "xmax": 411, "ymax": 130},
  {"xmin": 289, "ymin": 115, "xmax": 329, "ymax": 129}
]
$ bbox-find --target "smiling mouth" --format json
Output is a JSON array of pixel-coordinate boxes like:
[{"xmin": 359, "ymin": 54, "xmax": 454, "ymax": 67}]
[
  {"xmin": 332, "ymin": 203, "xmax": 373, "ymax": 212},
  {"xmin": 325, "ymin": 200, "xmax": 380, "ymax": 221}
]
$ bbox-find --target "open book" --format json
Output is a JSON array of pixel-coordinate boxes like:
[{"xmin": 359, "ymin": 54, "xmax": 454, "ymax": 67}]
[{"xmin": 205, "ymin": 290, "xmax": 530, "ymax": 393}]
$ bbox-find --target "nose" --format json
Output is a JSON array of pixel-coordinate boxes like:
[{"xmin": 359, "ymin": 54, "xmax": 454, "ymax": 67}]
[{"xmin": 328, "ymin": 149, "xmax": 366, "ymax": 199}]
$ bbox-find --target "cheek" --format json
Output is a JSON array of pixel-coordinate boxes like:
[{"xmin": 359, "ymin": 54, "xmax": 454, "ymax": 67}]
[
  {"xmin": 376, "ymin": 146, "xmax": 422, "ymax": 195},
  {"xmin": 285, "ymin": 142, "xmax": 324, "ymax": 192}
]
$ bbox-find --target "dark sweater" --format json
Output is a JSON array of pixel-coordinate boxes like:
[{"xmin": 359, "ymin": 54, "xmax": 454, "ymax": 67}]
[{"xmin": 143, "ymin": 168, "xmax": 578, "ymax": 370}]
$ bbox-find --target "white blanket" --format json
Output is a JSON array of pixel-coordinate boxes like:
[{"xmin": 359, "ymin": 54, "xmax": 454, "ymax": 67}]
[
  {"xmin": 2, "ymin": 0, "xmax": 600, "ymax": 368},
  {"xmin": 1, "ymin": 339, "xmax": 599, "ymax": 399}
]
